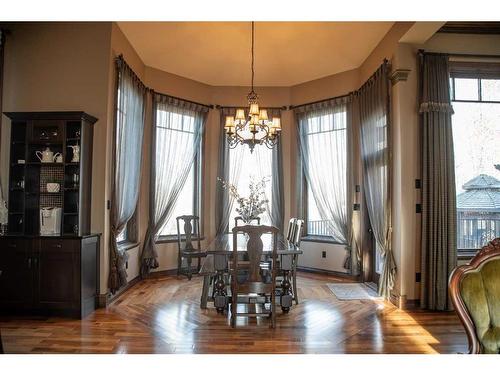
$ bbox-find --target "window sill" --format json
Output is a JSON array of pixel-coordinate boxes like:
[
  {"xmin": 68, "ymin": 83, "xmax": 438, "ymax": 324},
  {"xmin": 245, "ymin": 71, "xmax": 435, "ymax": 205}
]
[
  {"xmin": 117, "ymin": 241, "xmax": 140, "ymax": 252},
  {"xmin": 155, "ymin": 235, "xmax": 206, "ymax": 244},
  {"xmin": 301, "ymin": 236, "xmax": 345, "ymax": 245},
  {"xmin": 458, "ymin": 249, "xmax": 478, "ymax": 261}
]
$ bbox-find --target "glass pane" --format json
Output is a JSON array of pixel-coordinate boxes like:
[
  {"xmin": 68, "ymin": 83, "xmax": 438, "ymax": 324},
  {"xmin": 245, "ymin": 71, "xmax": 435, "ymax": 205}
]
[
  {"xmin": 481, "ymin": 79, "xmax": 500, "ymax": 101},
  {"xmin": 117, "ymin": 225, "xmax": 127, "ymax": 243},
  {"xmin": 452, "ymin": 101, "xmax": 500, "ymax": 251},
  {"xmin": 304, "ymin": 110, "xmax": 347, "ymax": 238},
  {"xmin": 228, "ymin": 146, "xmax": 273, "ymax": 230},
  {"xmin": 307, "ymin": 183, "xmax": 329, "ymax": 236},
  {"xmin": 454, "ymin": 78, "xmax": 479, "ymax": 101},
  {"xmin": 375, "ymin": 242, "xmax": 383, "ymax": 275},
  {"xmin": 159, "ymin": 166, "xmax": 195, "ymax": 236}
]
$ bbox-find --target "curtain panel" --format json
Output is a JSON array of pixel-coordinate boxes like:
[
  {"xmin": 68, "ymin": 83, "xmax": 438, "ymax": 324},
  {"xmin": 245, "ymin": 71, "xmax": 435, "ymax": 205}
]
[
  {"xmin": 357, "ymin": 61, "xmax": 394, "ymax": 298},
  {"xmin": 215, "ymin": 107, "xmax": 244, "ymax": 236},
  {"xmin": 0, "ymin": 30, "xmax": 6, "ymax": 207},
  {"xmin": 109, "ymin": 56, "xmax": 147, "ymax": 293},
  {"xmin": 140, "ymin": 94, "xmax": 208, "ymax": 276},
  {"xmin": 419, "ymin": 53, "xmax": 457, "ymax": 311},
  {"xmin": 295, "ymin": 98, "xmax": 357, "ymax": 273},
  {"xmin": 255, "ymin": 108, "xmax": 284, "ymax": 232}
]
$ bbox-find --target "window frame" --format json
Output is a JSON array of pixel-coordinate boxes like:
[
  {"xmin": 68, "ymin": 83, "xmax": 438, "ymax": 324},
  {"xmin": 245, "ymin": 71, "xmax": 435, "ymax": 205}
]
[
  {"xmin": 450, "ymin": 61, "xmax": 500, "ymax": 259},
  {"xmin": 450, "ymin": 61, "xmax": 500, "ymax": 104},
  {"xmin": 155, "ymin": 111, "xmax": 204, "ymax": 243},
  {"xmin": 299, "ymin": 107, "xmax": 349, "ymax": 244}
]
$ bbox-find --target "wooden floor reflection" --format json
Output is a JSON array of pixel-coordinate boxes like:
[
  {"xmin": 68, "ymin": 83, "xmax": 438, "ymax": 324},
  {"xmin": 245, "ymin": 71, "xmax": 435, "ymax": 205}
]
[{"xmin": 0, "ymin": 272, "xmax": 468, "ymax": 353}]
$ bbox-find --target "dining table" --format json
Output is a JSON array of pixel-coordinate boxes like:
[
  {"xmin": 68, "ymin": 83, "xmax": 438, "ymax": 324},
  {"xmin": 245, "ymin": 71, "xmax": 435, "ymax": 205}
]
[{"xmin": 199, "ymin": 232, "xmax": 303, "ymax": 313}]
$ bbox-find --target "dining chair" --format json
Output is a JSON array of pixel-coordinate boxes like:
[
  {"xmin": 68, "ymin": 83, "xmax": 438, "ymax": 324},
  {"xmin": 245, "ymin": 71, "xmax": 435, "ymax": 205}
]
[
  {"xmin": 176, "ymin": 215, "xmax": 206, "ymax": 280},
  {"xmin": 230, "ymin": 224, "xmax": 279, "ymax": 328},
  {"xmin": 286, "ymin": 218, "xmax": 297, "ymax": 241}
]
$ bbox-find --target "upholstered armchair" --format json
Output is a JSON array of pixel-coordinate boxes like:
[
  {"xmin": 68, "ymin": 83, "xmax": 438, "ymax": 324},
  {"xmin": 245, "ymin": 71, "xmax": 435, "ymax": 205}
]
[{"xmin": 449, "ymin": 238, "xmax": 500, "ymax": 354}]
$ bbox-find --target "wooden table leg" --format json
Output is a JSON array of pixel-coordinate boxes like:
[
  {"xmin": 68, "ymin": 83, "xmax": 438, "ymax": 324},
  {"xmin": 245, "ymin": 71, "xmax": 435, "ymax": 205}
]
[
  {"xmin": 280, "ymin": 254, "xmax": 293, "ymax": 313},
  {"xmin": 200, "ymin": 274, "xmax": 210, "ymax": 309},
  {"xmin": 213, "ymin": 254, "xmax": 228, "ymax": 313},
  {"xmin": 281, "ymin": 269, "xmax": 292, "ymax": 313},
  {"xmin": 213, "ymin": 270, "xmax": 227, "ymax": 313}
]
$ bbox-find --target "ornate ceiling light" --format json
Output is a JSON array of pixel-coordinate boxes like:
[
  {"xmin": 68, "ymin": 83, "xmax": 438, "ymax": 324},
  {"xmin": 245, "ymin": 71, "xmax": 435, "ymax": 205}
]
[{"xmin": 224, "ymin": 22, "xmax": 281, "ymax": 152}]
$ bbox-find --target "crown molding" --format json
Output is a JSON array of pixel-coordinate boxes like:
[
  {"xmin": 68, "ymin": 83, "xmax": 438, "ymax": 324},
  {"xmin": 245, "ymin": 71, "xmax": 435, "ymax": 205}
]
[{"xmin": 390, "ymin": 69, "xmax": 411, "ymax": 86}]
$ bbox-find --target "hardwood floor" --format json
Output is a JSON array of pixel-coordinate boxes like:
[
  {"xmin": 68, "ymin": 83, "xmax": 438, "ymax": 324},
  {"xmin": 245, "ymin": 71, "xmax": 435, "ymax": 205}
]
[{"xmin": 0, "ymin": 272, "xmax": 468, "ymax": 354}]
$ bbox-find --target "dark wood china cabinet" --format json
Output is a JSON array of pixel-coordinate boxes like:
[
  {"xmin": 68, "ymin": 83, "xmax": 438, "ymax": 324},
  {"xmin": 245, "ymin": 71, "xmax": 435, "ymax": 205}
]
[{"xmin": 0, "ymin": 112, "xmax": 100, "ymax": 318}]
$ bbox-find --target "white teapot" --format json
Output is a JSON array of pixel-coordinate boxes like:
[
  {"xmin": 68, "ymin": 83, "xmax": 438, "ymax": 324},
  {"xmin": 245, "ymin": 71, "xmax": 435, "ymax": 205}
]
[{"xmin": 36, "ymin": 147, "xmax": 61, "ymax": 163}]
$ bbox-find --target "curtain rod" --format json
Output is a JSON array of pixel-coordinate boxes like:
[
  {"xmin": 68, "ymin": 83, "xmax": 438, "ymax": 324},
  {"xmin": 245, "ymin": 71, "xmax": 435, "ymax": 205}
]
[
  {"xmin": 288, "ymin": 93, "xmax": 353, "ymax": 110},
  {"xmin": 215, "ymin": 105, "xmax": 287, "ymax": 110},
  {"xmin": 116, "ymin": 54, "xmax": 214, "ymax": 109},
  {"xmin": 418, "ymin": 49, "xmax": 500, "ymax": 59},
  {"xmin": 154, "ymin": 91, "xmax": 214, "ymax": 109},
  {"xmin": 290, "ymin": 59, "xmax": 389, "ymax": 109},
  {"xmin": 116, "ymin": 54, "xmax": 150, "ymax": 93}
]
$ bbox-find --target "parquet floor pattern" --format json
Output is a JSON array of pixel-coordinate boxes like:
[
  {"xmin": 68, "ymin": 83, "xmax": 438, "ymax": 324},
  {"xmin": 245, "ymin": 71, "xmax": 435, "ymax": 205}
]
[{"xmin": 0, "ymin": 272, "xmax": 468, "ymax": 353}]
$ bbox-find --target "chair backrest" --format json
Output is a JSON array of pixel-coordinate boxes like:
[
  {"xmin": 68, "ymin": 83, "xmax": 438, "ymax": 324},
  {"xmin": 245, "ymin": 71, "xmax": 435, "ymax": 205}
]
[
  {"xmin": 234, "ymin": 216, "xmax": 261, "ymax": 229},
  {"xmin": 449, "ymin": 237, "xmax": 500, "ymax": 354},
  {"xmin": 286, "ymin": 218, "xmax": 297, "ymax": 241},
  {"xmin": 232, "ymin": 225, "xmax": 278, "ymax": 284},
  {"xmin": 176, "ymin": 215, "xmax": 201, "ymax": 252},
  {"xmin": 292, "ymin": 219, "xmax": 304, "ymax": 247}
]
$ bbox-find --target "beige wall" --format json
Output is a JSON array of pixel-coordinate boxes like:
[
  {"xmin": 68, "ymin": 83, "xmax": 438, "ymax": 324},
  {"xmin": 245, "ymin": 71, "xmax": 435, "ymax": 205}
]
[
  {"xmin": 3, "ymin": 21, "xmax": 498, "ymax": 300},
  {"xmin": 0, "ymin": 22, "xmax": 114, "ymax": 294}
]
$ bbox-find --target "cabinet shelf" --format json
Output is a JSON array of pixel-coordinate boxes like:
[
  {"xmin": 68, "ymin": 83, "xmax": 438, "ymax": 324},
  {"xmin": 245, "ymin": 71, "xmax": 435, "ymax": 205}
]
[
  {"xmin": 5, "ymin": 111, "xmax": 96, "ymax": 237},
  {"xmin": 27, "ymin": 162, "xmax": 65, "ymax": 166}
]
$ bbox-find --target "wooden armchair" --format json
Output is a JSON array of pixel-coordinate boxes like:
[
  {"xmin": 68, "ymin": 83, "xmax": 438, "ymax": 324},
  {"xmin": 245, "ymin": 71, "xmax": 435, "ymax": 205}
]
[
  {"xmin": 230, "ymin": 225, "xmax": 279, "ymax": 328},
  {"xmin": 176, "ymin": 215, "xmax": 206, "ymax": 280},
  {"xmin": 449, "ymin": 237, "xmax": 500, "ymax": 354}
]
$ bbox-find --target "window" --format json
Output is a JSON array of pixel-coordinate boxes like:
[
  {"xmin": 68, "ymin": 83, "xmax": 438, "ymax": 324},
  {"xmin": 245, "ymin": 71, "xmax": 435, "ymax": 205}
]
[
  {"xmin": 450, "ymin": 67, "xmax": 500, "ymax": 256},
  {"xmin": 301, "ymin": 107, "xmax": 348, "ymax": 241},
  {"xmin": 228, "ymin": 145, "xmax": 273, "ymax": 229},
  {"xmin": 117, "ymin": 225, "xmax": 128, "ymax": 243},
  {"xmin": 157, "ymin": 109, "xmax": 202, "ymax": 237}
]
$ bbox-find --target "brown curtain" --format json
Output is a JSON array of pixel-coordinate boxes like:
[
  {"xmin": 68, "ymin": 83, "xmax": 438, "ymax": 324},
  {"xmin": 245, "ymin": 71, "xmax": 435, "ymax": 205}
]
[
  {"xmin": 0, "ymin": 30, "xmax": 6, "ymax": 202},
  {"xmin": 419, "ymin": 53, "xmax": 457, "ymax": 311}
]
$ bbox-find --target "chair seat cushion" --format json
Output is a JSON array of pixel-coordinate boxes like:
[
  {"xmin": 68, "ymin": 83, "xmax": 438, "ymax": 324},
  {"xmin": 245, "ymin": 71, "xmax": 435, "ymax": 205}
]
[{"xmin": 481, "ymin": 327, "xmax": 500, "ymax": 354}]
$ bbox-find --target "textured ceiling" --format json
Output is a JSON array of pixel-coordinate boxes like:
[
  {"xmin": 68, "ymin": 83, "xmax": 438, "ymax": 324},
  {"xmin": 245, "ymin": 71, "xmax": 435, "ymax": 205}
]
[{"xmin": 118, "ymin": 22, "xmax": 394, "ymax": 86}]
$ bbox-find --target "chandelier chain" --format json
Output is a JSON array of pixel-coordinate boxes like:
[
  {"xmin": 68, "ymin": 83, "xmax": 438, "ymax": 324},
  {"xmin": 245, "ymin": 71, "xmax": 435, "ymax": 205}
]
[{"xmin": 251, "ymin": 21, "xmax": 254, "ymax": 92}]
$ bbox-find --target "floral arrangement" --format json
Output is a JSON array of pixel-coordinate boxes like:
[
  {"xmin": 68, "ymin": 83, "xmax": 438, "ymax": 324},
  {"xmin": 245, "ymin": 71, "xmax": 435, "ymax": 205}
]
[{"xmin": 218, "ymin": 176, "xmax": 269, "ymax": 224}]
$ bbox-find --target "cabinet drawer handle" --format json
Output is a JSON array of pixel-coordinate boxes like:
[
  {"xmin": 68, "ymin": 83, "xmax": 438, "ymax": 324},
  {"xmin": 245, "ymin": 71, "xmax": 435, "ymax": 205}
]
[
  {"xmin": 8, "ymin": 243, "xmax": 17, "ymax": 248},
  {"xmin": 52, "ymin": 244, "xmax": 62, "ymax": 248},
  {"xmin": 28, "ymin": 257, "xmax": 32, "ymax": 268}
]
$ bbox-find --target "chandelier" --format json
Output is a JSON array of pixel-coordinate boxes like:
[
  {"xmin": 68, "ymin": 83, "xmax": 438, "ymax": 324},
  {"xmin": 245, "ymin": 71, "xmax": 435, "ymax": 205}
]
[{"xmin": 224, "ymin": 22, "xmax": 281, "ymax": 152}]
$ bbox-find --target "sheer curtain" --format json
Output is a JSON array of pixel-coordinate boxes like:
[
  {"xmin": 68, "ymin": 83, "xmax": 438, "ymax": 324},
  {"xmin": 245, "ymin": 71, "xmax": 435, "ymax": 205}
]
[
  {"xmin": 109, "ymin": 56, "xmax": 147, "ymax": 293},
  {"xmin": 419, "ymin": 53, "xmax": 457, "ymax": 311},
  {"xmin": 141, "ymin": 94, "xmax": 208, "ymax": 276},
  {"xmin": 215, "ymin": 107, "xmax": 245, "ymax": 236},
  {"xmin": 296, "ymin": 99, "xmax": 355, "ymax": 270},
  {"xmin": 357, "ymin": 61, "xmax": 394, "ymax": 298},
  {"xmin": 254, "ymin": 109, "xmax": 284, "ymax": 231}
]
